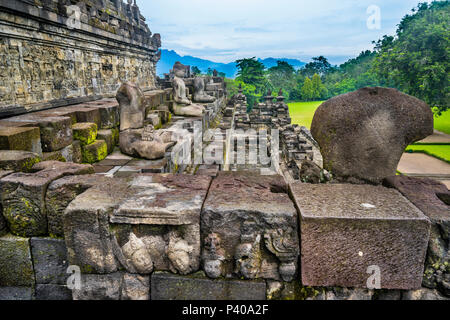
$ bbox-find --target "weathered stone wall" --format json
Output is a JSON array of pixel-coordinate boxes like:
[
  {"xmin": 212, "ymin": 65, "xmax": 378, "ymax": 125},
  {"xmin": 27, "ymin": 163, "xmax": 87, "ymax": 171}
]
[{"xmin": 0, "ymin": 0, "xmax": 161, "ymax": 118}]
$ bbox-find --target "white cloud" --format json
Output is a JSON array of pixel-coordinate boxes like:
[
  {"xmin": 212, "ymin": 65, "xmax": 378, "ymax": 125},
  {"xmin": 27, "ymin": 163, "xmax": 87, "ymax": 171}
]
[{"xmin": 136, "ymin": 0, "xmax": 431, "ymax": 64}]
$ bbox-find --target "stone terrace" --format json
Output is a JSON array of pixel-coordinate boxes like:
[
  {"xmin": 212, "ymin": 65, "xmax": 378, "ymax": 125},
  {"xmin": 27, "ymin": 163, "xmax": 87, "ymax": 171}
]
[{"xmin": 0, "ymin": 1, "xmax": 449, "ymax": 302}]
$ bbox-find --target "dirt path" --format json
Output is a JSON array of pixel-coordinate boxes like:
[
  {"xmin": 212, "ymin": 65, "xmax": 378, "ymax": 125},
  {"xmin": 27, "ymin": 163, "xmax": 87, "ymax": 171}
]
[{"xmin": 398, "ymin": 153, "xmax": 450, "ymax": 190}]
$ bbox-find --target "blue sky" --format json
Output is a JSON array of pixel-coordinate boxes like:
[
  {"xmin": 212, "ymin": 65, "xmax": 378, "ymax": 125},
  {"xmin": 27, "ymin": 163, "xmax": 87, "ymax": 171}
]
[{"xmin": 136, "ymin": 0, "xmax": 432, "ymax": 65}]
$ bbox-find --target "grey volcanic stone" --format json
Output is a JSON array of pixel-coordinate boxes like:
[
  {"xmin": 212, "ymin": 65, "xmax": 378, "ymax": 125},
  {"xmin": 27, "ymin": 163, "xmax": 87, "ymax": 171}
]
[
  {"xmin": 0, "ymin": 150, "xmax": 41, "ymax": 172},
  {"xmin": 384, "ymin": 176, "xmax": 450, "ymax": 294},
  {"xmin": 151, "ymin": 272, "xmax": 266, "ymax": 300},
  {"xmin": 63, "ymin": 179, "xmax": 127, "ymax": 274},
  {"xmin": 71, "ymin": 272, "xmax": 150, "ymax": 300},
  {"xmin": 72, "ymin": 273, "xmax": 122, "ymax": 300},
  {"xmin": 111, "ymin": 174, "xmax": 211, "ymax": 276},
  {"xmin": 34, "ymin": 116, "xmax": 73, "ymax": 152},
  {"xmin": 202, "ymin": 172, "xmax": 299, "ymax": 281},
  {"xmin": 193, "ymin": 77, "xmax": 216, "ymax": 103},
  {"xmin": 0, "ymin": 287, "xmax": 33, "ymax": 300},
  {"xmin": 119, "ymin": 128, "xmax": 175, "ymax": 160},
  {"xmin": 299, "ymin": 160, "xmax": 322, "ymax": 184},
  {"xmin": 0, "ymin": 235, "xmax": 34, "ymax": 287},
  {"xmin": 46, "ymin": 175, "xmax": 112, "ymax": 237},
  {"xmin": 0, "ymin": 126, "xmax": 42, "ymax": 155},
  {"xmin": 0, "ymin": 215, "xmax": 6, "ymax": 237},
  {"xmin": 0, "ymin": 161, "xmax": 94, "ymax": 237},
  {"xmin": 97, "ymin": 129, "xmax": 117, "ymax": 154},
  {"xmin": 111, "ymin": 174, "xmax": 211, "ymax": 226},
  {"xmin": 35, "ymin": 284, "xmax": 72, "ymax": 300},
  {"xmin": 311, "ymin": 87, "xmax": 434, "ymax": 184},
  {"xmin": 0, "ymin": 171, "xmax": 12, "ymax": 236},
  {"xmin": 83, "ymin": 102, "xmax": 119, "ymax": 129},
  {"xmin": 291, "ymin": 183, "xmax": 431, "ymax": 290},
  {"xmin": 402, "ymin": 288, "xmax": 449, "ymax": 300},
  {"xmin": 116, "ymin": 82, "xmax": 146, "ymax": 131},
  {"xmin": 122, "ymin": 274, "xmax": 150, "ymax": 300},
  {"xmin": 30, "ymin": 237, "xmax": 69, "ymax": 285}
]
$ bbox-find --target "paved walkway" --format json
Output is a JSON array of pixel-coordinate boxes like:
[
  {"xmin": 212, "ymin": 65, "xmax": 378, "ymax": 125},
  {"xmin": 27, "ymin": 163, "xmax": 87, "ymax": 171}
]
[
  {"xmin": 418, "ymin": 130, "xmax": 450, "ymax": 143},
  {"xmin": 398, "ymin": 153, "xmax": 450, "ymax": 175},
  {"xmin": 398, "ymin": 153, "xmax": 450, "ymax": 189}
]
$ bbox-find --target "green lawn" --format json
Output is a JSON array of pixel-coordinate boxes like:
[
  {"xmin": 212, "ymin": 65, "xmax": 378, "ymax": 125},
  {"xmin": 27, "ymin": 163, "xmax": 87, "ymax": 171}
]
[
  {"xmin": 434, "ymin": 110, "xmax": 450, "ymax": 134},
  {"xmin": 406, "ymin": 144, "xmax": 450, "ymax": 163},
  {"xmin": 289, "ymin": 101, "xmax": 450, "ymax": 134},
  {"xmin": 288, "ymin": 101, "xmax": 324, "ymax": 129}
]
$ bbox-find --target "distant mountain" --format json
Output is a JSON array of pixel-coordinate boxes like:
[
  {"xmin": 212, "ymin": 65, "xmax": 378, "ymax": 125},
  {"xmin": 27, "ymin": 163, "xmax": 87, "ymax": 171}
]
[
  {"xmin": 257, "ymin": 57, "xmax": 306, "ymax": 70},
  {"xmin": 157, "ymin": 49, "xmax": 306, "ymax": 78}
]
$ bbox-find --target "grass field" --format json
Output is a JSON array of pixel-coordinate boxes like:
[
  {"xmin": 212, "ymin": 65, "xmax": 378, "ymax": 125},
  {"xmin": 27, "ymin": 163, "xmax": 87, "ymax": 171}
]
[
  {"xmin": 288, "ymin": 101, "xmax": 324, "ymax": 129},
  {"xmin": 289, "ymin": 101, "xmax": 450, "ymax": 134},
  {"xmin": 434, "ymin": 110, "xmax": 450, "ymax": 135},
  {"xmin": 406, "ymin": 145, "xmax": 450, "ymax": 163}
]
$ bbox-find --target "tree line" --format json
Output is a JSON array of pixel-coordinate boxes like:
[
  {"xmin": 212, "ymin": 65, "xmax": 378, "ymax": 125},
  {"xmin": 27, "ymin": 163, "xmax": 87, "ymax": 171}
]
[{"xmin": 222, "ymin": 1, "xmax": 449, "ymax": 115}]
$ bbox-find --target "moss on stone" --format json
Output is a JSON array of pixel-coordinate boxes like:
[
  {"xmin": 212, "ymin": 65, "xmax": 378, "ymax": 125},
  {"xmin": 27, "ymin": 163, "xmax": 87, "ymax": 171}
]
[
  {"xmin": 73, "ymin": 123, "xmax": 98, "ymax": 146},
  {"xmin": 111, "ymin": 128, "xmax": 119, "ymax": 146},
  {"xmin": 81, "ymin": 140, "xmax": 108, "ymax": 164}
]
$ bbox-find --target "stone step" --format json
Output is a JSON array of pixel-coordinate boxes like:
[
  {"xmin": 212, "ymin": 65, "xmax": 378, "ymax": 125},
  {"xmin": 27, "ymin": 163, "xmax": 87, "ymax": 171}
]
[
  {"xmin": 81, "ymin": 140, "xmax": 108, "ymax": 164},
  {"xmin": 72, "ymin": 122, "xmax": 98, "ymax": 146},
  {"xmin": 0, "ymin": 126, "xmax": 42, "ymax": 155},
  {"xmin": 0, "ymin": 150, "xmax": 41, "ymax": 172}
]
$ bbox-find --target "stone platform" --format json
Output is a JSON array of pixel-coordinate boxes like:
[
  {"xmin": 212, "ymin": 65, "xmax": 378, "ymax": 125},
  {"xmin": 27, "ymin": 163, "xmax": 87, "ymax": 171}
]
[{"xmin": 290, "ymin": 183, "xmax": 431, "ymax": 290}]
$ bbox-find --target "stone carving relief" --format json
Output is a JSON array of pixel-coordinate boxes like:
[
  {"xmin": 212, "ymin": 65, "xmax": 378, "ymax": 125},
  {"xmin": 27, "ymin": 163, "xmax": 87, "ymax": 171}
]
[
  {"xmin": 202, "ymin": 233, "xmax": 226, "ymax": 279},
  {"xmin": 121, "ymin": 232, "xmax": 154, "ymax": 274}
]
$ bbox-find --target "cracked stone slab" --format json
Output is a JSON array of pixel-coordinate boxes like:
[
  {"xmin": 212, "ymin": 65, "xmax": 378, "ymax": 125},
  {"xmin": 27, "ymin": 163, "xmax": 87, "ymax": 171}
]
[
  {"xmin": 30, "ymin": 237, "xmax": 69, "ymax": 285},
  {"xmin": 46, "ymin": 174, "xmax": 112, "ymax": 237},
  {"xmin": 201, "ymin": 172, "xmax": 299, "ymax": 281},
  {"xmin": 290, "ymin": 183, "xmax": 431, "ymax": 290},
  {"xmin": 0, "ymin": 161, "xmax": 94, "ymax": 237},
  {"xmin": 383, "ymin": 176, "xmax": 450, "ymax": 292},
  {"xmin": 63, "ymin": 178, "xmax": 129, "ymax": 274},
  {"xmin": 111, "ymin": 174, "xmax": 211, "ymax": 226}
]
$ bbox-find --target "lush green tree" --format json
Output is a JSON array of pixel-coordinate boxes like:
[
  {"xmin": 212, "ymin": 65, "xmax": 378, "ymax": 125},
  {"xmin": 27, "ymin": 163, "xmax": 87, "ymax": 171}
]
[
  {"xmin": 235, "ymin": 57, "xmax": 267, "ymax": 94},
  {"xmin": 301, "ymin": 77, "xmax": 314, "ymax": 101},
  {"xmin": 191, "ymin": 66, "xmax": 201, "ymax": 75},
  {"xmin": 267, "ymin": 61, "xmax": 296, "ymax": 96},
  {"xmin": 373, "ymin": 1, "xmax": 449, "ymax": 113},
  {"xmin": 301, "ymin": 56, "xmax": 335, "ymax": 77},
  {"xmin": 311, "ymin": 73, "xmax": 328, "ymax": 100}
]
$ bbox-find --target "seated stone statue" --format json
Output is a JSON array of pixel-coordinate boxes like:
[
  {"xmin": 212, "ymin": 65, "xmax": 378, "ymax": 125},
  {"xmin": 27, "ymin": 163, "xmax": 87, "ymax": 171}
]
[
  {"xmin": 172, "ymin": 62, "xmax": 205, "ymax": 117},
  {"xmin": 193, "ymin": 77, "xmax": 216, "ymax": 103},
  {"xmin": 116, "ymin": 82, "xmax": 176, "ymax": 160},
  {"xmin": 119, "ymin": 125, "xmax": 176, "ymax": 160},
  {"xmin": 116, "ymin": 82, "xmax": 146, "ymax": 131}
]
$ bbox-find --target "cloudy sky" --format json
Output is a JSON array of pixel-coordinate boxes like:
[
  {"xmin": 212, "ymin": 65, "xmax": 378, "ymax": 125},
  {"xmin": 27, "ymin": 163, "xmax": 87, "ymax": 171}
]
[{"xmin": 136, "ymin": 0, "xmax": 432, "ymax": 65}]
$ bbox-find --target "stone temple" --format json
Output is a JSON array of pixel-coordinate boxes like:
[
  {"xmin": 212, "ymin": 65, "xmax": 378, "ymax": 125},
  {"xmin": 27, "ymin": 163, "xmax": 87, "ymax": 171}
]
[{"xmin": 0, "ymin": 0, "xmax": 448, "ymax": 301}]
